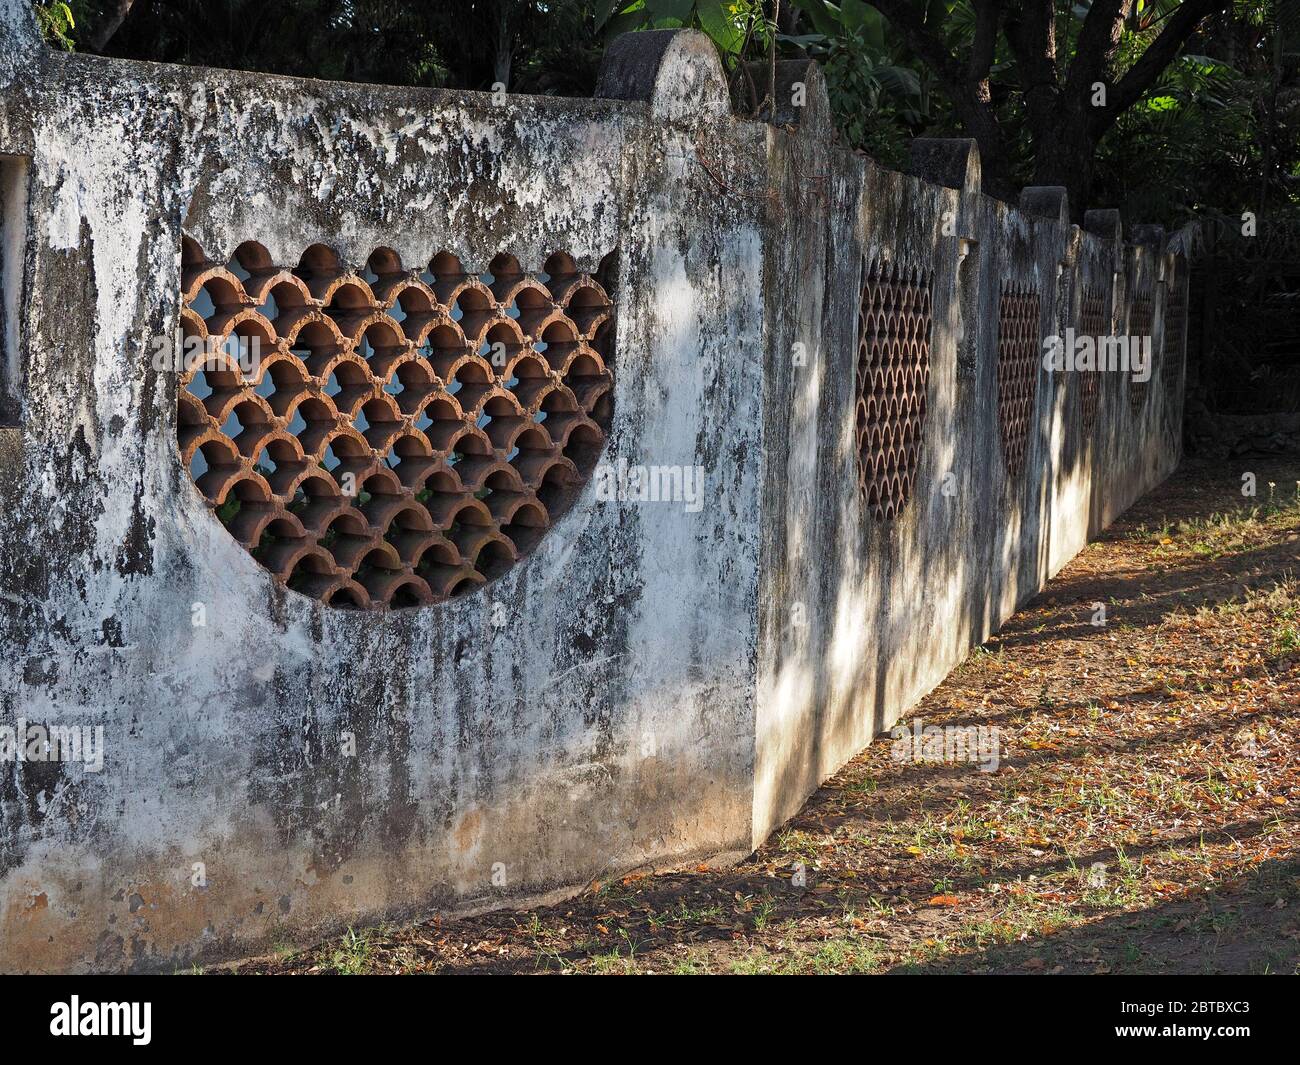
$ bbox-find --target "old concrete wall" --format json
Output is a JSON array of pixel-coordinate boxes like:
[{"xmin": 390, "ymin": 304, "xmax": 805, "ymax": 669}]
[
  {"xmin": 753, "ymin": 111, "xmax": 1185, "ymax": 843},
  {"xmin": 0, "ymin": 11, "xmax": 1185, "ymax": 972}
]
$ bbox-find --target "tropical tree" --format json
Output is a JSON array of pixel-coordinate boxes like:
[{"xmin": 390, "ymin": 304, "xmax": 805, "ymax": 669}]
[
  {"xmin": 45, "ymin": 1, "xmax": 606, "ymax": 94},
  {"xmin": 35, "ymin": 1, "xmax": 1297, "ymax": 221}
]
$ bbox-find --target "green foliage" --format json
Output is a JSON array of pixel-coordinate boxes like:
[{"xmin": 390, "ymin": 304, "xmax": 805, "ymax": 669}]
[
  {"xmin": 44, "ymin": 1, "xmax": 1299, "ymax": 224},
  {"xmin": 34, "ymin": 2, "xmax": 76, "ymax": 50},
  {"xmin": 599, "ymin": 1, "xmax": 763, "ymax": 55},
  {"xmin": 215, "ymin": 496, "xmax": 240, "ymax": 526},
  {"xmin": 794, "ymin": 0, "xmax": 887, "ymax": 47},
  {"xmin": 72, "ymin": 1, "xmax": 606, "ymax": 94},
  {"xmin": 599, "ymin": 0, "xmax": 923, "ymax": 135},
  {"xmin": 788, "ymin": 12, "xmax": 928, "ymax": 168},
  {"xmin": 789, "ymin": 1, "xmax": 1298, "ymax": 223},
  {"xmin": 1092, "ymin": 7, "xmax": 1299, "ymax": 226}
]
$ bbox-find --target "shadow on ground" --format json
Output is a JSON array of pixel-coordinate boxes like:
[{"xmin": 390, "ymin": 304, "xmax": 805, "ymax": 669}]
[
  {"xmin": 231, "ymin": 456, "xmax": 1300, "ymax": 975},
  {"xmin": 887, "ymin": 855, "xmax": 1300, "ymax": 975}
]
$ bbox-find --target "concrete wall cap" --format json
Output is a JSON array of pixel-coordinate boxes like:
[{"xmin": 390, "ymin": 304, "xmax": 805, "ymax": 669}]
[
  {"xmin": 595, "ymin": 29, "xmax": 730, "ymax": 123},
  {"xmin": 1019, "ymin": 186, "xmax": 1069, "ymax": 224},
  {"xmin": 908, "ymin": 138, "xmax": 981, "ymax": 197},
  {"xmin": 1083, "ymin": 208, "xmax": 1124, "ymax": 244}
]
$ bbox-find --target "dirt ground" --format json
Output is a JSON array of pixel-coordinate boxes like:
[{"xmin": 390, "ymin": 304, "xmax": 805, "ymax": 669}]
[{"xmin": 230, "ymin": 456, "xmax": 1300, "ymax": 975}]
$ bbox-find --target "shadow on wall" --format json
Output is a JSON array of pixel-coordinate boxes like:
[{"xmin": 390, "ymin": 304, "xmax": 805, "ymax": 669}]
[{"xmin": 754, "ymin": 131, "xmax": 1185, "ymax": 842}]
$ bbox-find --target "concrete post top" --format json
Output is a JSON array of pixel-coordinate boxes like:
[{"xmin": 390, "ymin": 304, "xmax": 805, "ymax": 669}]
[
  {"xmin": 595, "ymin": 29, "xmax": 730, "ymax": 123},
  {"xmin": 908, "ymin": 138, "xmax": 981, "ymax": 197},
  {"xmin": 1129, "ymin": 224, "xmax": 1167, "ymax": 277},
  {"xmin": 1083, "ymin": 208, "xmax": 1124, "ymax": 244},
  {"xmin": 1020, "ymin": 186, "xmax": 1069, "ymax": 225}
]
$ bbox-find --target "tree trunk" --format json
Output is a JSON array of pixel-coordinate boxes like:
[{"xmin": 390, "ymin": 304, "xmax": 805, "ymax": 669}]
[
  {"xmin": 1029, "ymin": 102, "xmax": 1097, "ymax": 216},
  {"xmin": 494, "ymin": 4, "xmax": 513, "ymax": 88},
  {"xmin": 90, "ymin": 0, "xmax": 136, "ymax": 53},
  {"xmin": 1032, "ymin": 144, "xmax": 1094, "ymax": 218},
  {"xmin": 870, "ymin": 0, "xmax": 1230, "ymax": 215}
]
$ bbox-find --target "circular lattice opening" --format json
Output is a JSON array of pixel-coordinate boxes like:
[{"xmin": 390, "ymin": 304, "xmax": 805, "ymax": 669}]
[
  {"xmin": 996, "ymin": 283, "xmax": 1041, "ymax": 479},
  {"xmin": 1078, "ymin": 287, "xmax": 1107, "ymax": 433},
  {"xmin": 1128, "ymin": 291, "xmax": 1155, "ymax": 415},
  {"xmin": 177, "ymin": 239, "xmax": 616, "ymax": 610},
  {"xmin": 854, "ymin": 259, "xmax": 932, "ymax": 521}
]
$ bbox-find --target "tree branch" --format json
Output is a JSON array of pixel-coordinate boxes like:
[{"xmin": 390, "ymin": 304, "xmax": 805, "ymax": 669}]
[
  {"xmin": 967, "ymin": 0, "xmax": 1002, "ymax": 87},
  {"xmin": 1004, "ymin": 0, "xmax": 1058, "ymax": 131},
  {"xmin": 1062, "ymin": 0, "xmax": 1132, "ymax": 104},
  {"xmin": 1093, "ymin": 0, "xmax": 1232, "ymax": 133}
]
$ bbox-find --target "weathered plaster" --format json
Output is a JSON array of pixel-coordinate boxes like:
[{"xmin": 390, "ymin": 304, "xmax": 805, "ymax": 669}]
[{"xmin": 0, "ymin": 11, "xmax": 1183, "ymax": 972}]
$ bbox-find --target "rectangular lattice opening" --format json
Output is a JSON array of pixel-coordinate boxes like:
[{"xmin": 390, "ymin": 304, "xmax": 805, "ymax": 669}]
[{"xmin": 0, "ymin": 153, "xmax": 29, "ymax": 427}]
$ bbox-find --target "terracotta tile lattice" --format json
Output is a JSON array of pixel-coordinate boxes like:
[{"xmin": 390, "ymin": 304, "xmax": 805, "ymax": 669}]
[
  {"xmin": 177, "ymin": 239, "xmax": 616, "ymax": 610},
  {"xmin": 1128, "ymin": 291, "xmax": 1155, "ymax": 415},
  {"xmin": 996, "ymin": 283, "xmax": 1041, "ymax": 479},
  {"xmin": 1078, "ymin": 286, "xmax": 1107, "ymax": 432},
  {"xmin": 854, "ymin": 259, "xmax": 933, "ymax": 521}
]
